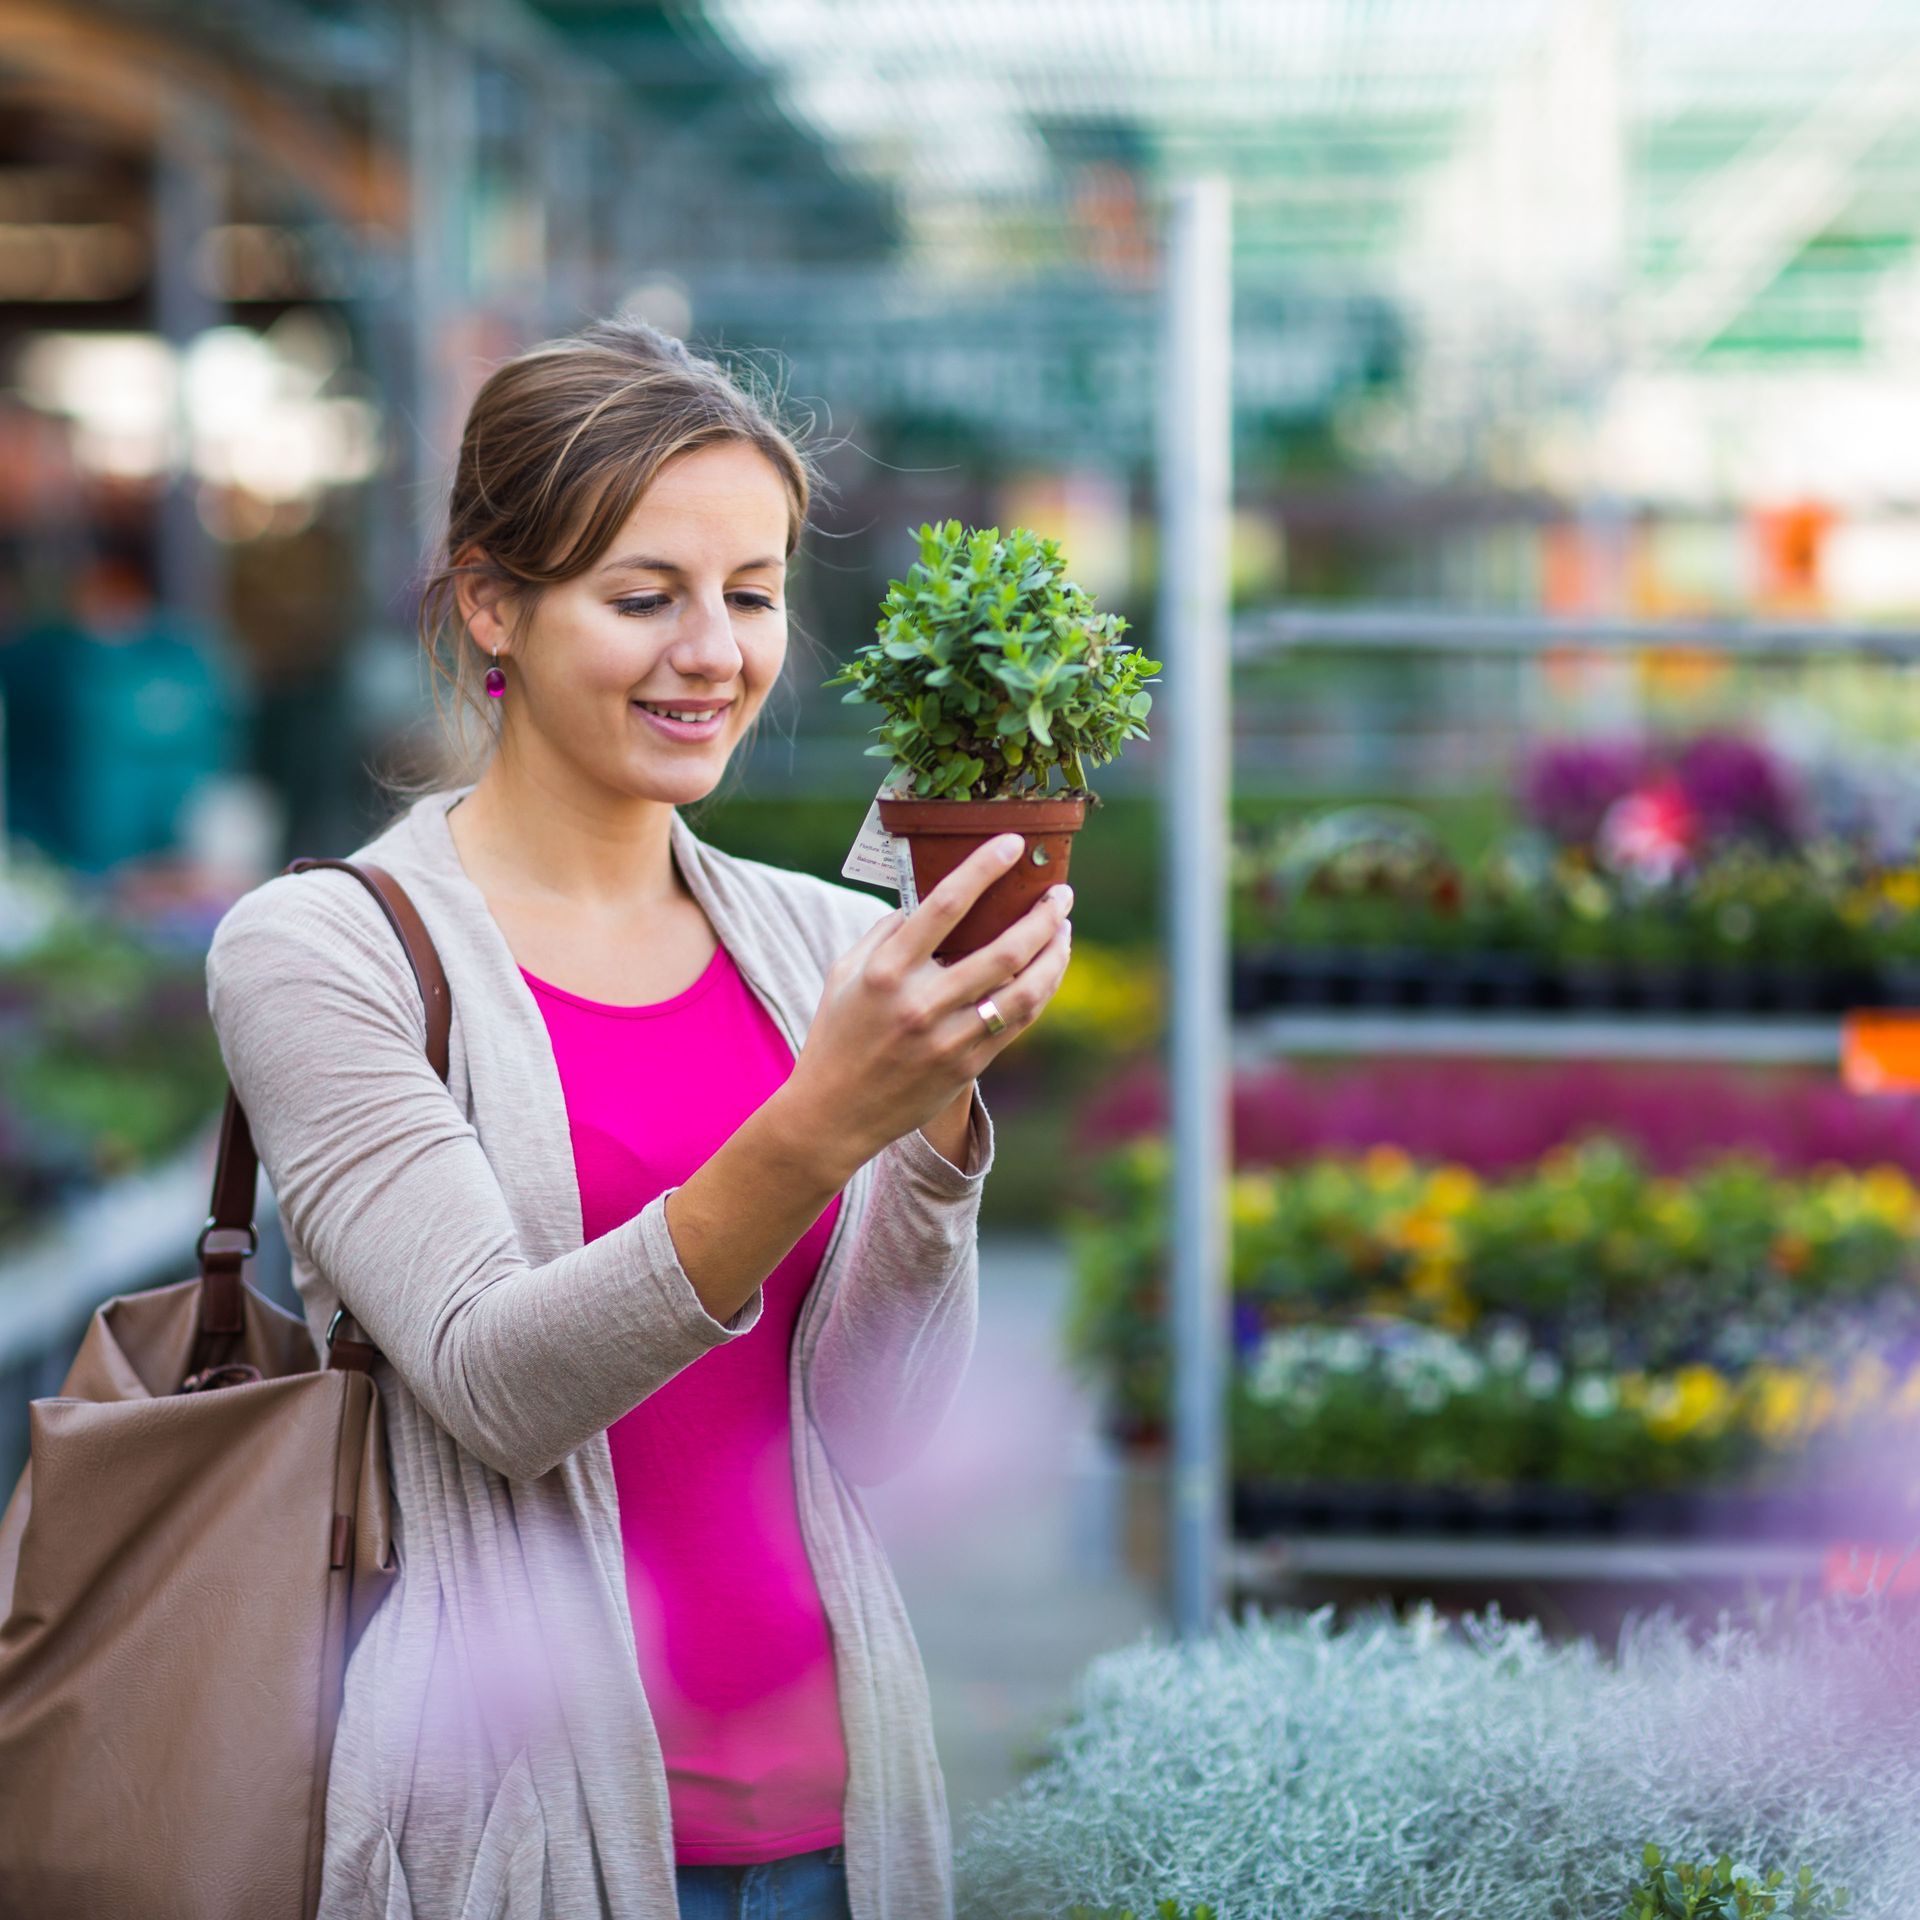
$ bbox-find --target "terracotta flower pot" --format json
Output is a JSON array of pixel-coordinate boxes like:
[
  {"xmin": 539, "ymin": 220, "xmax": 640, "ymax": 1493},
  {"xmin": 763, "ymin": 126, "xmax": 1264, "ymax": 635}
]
[{"xmin": 876, "ymin": 792, "xmax": 1089, "ymax": 962}]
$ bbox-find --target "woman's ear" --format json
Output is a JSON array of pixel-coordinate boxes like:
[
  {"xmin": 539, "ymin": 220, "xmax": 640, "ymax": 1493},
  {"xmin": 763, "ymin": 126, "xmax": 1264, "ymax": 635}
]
[{"xmin": 451, "ymin": 545, "xmax": 514, "ymax": 656}]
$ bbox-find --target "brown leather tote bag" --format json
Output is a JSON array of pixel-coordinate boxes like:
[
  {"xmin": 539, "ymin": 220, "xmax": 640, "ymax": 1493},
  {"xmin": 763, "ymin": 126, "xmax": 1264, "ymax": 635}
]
[{"xmin": 0, "ymin": 857, "xmax": 448, "ymax": 1920}]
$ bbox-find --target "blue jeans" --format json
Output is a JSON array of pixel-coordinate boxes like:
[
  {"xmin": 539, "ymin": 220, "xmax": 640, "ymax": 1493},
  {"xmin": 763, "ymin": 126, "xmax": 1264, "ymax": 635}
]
[{"xmin": 675, "ymin": 1843, "xmax": 850, "ymax": 1920}]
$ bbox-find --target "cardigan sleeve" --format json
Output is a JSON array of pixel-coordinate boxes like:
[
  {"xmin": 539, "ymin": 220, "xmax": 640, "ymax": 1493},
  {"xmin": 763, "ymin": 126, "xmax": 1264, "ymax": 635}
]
[
  {"xmin": 204, "ymin": 869, "xmax": 764, "ymax": 1483},
  {"xmin": 802, "ymin": 884, "xmax": 997, "ymax": 1488}
]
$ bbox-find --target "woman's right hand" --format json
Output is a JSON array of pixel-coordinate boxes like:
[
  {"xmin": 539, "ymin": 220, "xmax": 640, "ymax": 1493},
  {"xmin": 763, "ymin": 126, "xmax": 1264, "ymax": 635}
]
[{"xmin": 778, "ymin": 830, "xmax": 1075, "ymax": 1180}]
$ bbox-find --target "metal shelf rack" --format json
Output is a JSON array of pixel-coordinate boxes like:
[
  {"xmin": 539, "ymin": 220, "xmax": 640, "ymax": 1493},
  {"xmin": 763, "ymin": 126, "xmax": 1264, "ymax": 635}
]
[{"xmin": 1217, "ymin": 605, "xmax": 1920, "ymax": 1596}]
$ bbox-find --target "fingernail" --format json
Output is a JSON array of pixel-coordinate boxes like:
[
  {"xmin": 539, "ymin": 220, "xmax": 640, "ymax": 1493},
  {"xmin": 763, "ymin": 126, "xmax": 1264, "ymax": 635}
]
[
  {"xmin": 1049, "ymin": 884, "xmax": 1074, "ymax": 909},
  {"xmin": 995, "ymin": 833, "xmax": 1024, "ymax": 860}
]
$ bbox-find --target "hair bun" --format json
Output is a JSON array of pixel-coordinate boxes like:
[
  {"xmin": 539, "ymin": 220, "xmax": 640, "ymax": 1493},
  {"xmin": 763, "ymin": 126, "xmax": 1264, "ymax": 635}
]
[{"xmin": 587, "ymin": 313, "xmax": 696, "ymax": 369}]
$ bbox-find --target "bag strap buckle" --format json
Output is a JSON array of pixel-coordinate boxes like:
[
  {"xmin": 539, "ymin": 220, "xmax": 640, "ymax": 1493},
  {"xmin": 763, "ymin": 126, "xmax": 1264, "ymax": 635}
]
[
  {"xmin": 197, "ymin": 1216, "xmax": 258, "ymax": 1262},
  {"xmin": 326, "ymin": 1308, "xmax": 378, "ymax": 1375}
]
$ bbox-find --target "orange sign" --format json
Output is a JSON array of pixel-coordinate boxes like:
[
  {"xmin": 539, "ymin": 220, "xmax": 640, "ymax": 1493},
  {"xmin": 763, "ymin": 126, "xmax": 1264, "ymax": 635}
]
[{"xmin": 1841, "ymin": 1012, "xmax": 1920, "ymax": 1094}]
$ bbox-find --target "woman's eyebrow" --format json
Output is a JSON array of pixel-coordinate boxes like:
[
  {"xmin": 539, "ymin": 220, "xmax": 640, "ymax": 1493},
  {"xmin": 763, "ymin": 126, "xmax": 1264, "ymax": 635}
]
[{"xmin": 598, "ymin": 554, "xmax": 784, "ymax": 577}]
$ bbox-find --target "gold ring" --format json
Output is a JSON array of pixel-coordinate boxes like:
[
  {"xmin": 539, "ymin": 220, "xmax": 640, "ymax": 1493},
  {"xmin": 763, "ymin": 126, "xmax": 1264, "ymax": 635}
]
[{"xmin": 976, "ymin": 996, "xmax": 1007, "ymax": 1036}]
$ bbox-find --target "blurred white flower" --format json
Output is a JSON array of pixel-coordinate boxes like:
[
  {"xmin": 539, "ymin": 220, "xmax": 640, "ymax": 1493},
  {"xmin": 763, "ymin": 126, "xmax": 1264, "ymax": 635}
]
[{"xmin": 1571, "ymin": 1375, "xmax": 1618, "ymax": 1418}]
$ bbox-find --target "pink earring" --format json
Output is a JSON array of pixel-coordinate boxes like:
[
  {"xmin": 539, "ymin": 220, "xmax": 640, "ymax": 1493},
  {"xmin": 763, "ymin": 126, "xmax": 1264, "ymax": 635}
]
[{"xmin": 485, "ymin": 647, "xmax": 505, "ymax": 699}]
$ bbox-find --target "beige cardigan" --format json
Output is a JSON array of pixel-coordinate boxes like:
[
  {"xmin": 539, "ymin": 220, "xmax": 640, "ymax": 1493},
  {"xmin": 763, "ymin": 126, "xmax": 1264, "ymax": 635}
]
[{"xmin": 203, "ymin": 782, "xmax": 995, "ymax": 1920}]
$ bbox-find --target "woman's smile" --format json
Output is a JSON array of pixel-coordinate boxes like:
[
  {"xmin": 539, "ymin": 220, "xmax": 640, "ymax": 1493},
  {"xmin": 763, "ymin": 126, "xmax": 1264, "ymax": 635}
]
[{"xmin": 631, "ymin": 698, "xmax": 735, "ymax": 740}]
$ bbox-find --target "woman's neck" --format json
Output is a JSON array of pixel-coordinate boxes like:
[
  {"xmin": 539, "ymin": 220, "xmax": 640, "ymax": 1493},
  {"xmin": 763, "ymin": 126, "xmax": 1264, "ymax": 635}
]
[{"xmin": 448, "ymin": 766, "xmax": 684, "ymax": 915}]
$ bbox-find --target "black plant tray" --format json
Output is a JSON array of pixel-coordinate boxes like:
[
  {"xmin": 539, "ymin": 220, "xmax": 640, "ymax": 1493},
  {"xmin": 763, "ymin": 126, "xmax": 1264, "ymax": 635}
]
[
  {"xmin": 1231, "ymin": 1476, "xmax": 1920, "ymax": 1543},
  {"xmin": 1230, "ymin": 948, "xmax": 1897, "ymax": 1020}
]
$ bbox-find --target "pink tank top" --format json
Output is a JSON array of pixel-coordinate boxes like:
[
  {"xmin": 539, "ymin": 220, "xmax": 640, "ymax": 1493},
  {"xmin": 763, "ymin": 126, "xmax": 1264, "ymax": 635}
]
[{"xmin": 520, "ymin": 940, "xmax": 847, "ymax": 1865}]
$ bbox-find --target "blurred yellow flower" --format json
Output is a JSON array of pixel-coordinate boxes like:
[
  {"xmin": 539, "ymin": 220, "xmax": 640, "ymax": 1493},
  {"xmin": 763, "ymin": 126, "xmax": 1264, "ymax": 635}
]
[
  {"xmin": 1407, "ymin": 1254, "xmax": 1461, "ymax": 1300},
  {"xmin": 1649, "ymin": 1181, "xmax": 1701, "ymax": 1242},
  {"xmin": 1859, "ymin": 1165, "xmax": 1918, "ymax": 1231},
  {"xmin": 1406, "ymin": 1256, "xmax": 1476, "ymax": 1331},
  {"xmin": 1042, "ymin": 940, "xmax": 1163, "ymax": 1049},
  {"xmin": 1878, "ymin": 869, "xmax": 1920, "ymax": 914},
  {"xmin": 1644, "ymin": 1364, "xmax": 1737, "ymax": 1443},
  {"xmin": 1229, "ymin": 1172, "xmax": 1278, "ymax": 1229},
  {"xmin": 1364, "ymin": 1145, "xmax": 1414, "ymax": 1190},
  {"xmin": 1746, "ymin": 1364, "xmax": 1814, "ymax": 1446},
  {"xmin": 1389, "ymin": 1207, "xmax": 1457, "ymax": 1257},
  {"xmin": 1424, "ymin": 1165, "xmax": 1480, "ymax": 1215}
]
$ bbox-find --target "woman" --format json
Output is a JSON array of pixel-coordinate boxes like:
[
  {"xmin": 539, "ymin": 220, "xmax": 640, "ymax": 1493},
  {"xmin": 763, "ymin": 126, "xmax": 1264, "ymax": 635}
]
[{"xmin": 204, "ymin": 316, "xmax": 1073, "ymax": 1920}]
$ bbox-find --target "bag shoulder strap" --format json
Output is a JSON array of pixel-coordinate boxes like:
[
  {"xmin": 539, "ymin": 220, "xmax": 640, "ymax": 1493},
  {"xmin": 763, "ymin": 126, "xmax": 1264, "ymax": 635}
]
[{"xmin": 198, "ymin": 858, "xmax": 452, "ymax": 1375}]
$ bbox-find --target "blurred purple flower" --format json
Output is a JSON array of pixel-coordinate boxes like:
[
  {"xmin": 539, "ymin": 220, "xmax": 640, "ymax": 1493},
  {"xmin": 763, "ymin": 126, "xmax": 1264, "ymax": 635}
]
[
  {"xmin": 1232, "ymin": 1300, "xmax": 1265, "ymax": 1356},
  {"xmin": 1519, "ymin": 732, "xmax": 1800, "ymax": 853},
  {"xmin": 1518, "ymin": 738, "xmax": 1650, "ymax": 845},
  {"xmin": 1674, "ymin": 732, "xmax": 1800, "ymax": 849}
]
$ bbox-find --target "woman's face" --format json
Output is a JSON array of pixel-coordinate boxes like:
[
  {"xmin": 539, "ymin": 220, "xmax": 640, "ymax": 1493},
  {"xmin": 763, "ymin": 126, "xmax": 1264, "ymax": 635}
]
[{"xmin": 478, "ymin": 437, "xmax": 792, "ymax": 806}]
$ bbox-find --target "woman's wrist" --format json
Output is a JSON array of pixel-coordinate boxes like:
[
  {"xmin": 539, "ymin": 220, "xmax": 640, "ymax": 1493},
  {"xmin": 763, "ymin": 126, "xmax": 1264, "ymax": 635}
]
[
  {"xmin": 759, "ymin": 1081, "xmax": 869, "ymax": 1195},
  {"xmin": 914, "ymin": 1079, "xmax": 977, "ymax": 1172},
  {"xmin": 760, "ymin": 1077, "xmax": 978, "ymax": 1192}
]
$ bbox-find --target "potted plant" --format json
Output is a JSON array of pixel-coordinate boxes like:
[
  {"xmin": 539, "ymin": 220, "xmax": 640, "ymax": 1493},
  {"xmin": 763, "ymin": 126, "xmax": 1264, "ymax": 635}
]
[{"xmin": 824, "ymin": 520, "xmax": 1161, "ymax": 960}]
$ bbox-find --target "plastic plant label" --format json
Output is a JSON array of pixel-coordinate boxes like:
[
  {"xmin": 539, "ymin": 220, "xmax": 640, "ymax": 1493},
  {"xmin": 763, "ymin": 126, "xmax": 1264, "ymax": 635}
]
[
  {"xmin": 1841, "ymin": 1011, "xmax": 1920, "ymax": 1093},
  {"xmin": 842, "ymin": 772, "xmax": 916, "ymax": 908},
  {"xmin": 891, "ymin": 830, "xmax": 919, "ymax": 911}
]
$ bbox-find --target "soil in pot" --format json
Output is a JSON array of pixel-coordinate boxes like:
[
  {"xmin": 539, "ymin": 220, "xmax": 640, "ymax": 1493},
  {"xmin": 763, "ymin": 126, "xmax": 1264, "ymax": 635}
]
[{"xmin": 877, "ymin": 791, "xmax": 1089, "ymax": 962}]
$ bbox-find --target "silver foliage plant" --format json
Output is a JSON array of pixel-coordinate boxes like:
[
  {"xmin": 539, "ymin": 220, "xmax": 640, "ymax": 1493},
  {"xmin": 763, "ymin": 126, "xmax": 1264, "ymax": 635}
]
[{"xmin": 953, "ymin": 1592, "xmax": 1920, "ymax": 1920}]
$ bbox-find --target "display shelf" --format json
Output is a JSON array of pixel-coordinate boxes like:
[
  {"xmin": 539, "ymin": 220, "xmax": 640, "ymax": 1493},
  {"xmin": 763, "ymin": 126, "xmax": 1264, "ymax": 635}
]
[
  {"xmin": 1231, "ymin": 1476, "xmax": 1920, "ymax": 1545},
  {"xmin": 1188, "ymin": 610, "xmax": 1920, "ymax": 1596},
  {"xmin": 1231, "ymin": 1009, "xmax": 1840, "ymax": 1064},
  {"xmin": 1225, "ymin": 1533, "xmax": 1837, "ymax": 1589},
  {"xmin": 1229, "ymin": 949, "xmax": 1902, "ymax": 1020}
]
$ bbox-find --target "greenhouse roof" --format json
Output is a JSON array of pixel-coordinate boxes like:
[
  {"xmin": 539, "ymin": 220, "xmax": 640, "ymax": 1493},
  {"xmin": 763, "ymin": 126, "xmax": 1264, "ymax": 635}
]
[
  {"xmin": 51, "ymin": 0, "xmax": 1918, "ymax": 370},
  {"xmin": 523, "ymin": 0, "xmax": 1920, "ymax": 369}
]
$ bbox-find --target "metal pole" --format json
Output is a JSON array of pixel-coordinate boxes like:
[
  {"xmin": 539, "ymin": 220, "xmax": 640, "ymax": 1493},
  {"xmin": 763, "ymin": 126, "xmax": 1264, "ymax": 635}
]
[
  {"xmin": 1156, "ymin": 175, "xmax": 1233, "ymax": 1641},
  {"xmin": 152, "ymin": 101, "xmax": 224, "ymax": 635},
  {"xmin": 407, "ymin": 1, "xmax": 475, "ymax": 548}
]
